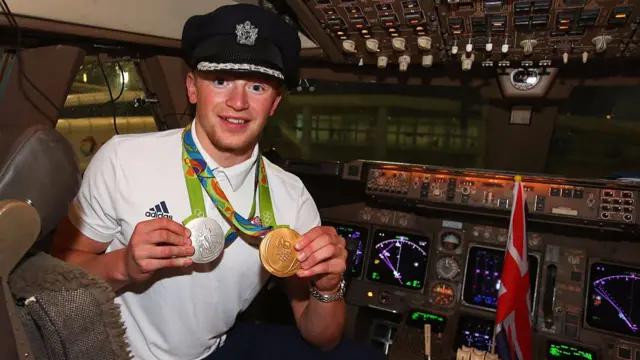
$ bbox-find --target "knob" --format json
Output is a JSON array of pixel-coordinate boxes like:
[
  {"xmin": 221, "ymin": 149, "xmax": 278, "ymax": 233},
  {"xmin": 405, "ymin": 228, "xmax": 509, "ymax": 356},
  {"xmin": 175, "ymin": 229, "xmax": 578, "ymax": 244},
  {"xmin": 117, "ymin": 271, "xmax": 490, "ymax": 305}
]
[
  {"xmin": 377, "ymin": 55, "xmax": 388, "ymax": 68},
  {"xmin": 563, "ymin": 52, "xmax": 569, "ymax": 64},
  {"xmin": 379, "ymin": 291, "xmax": 390, "ymax": 304},
  {"xmin": 342, "ymin": 40, "xmax": 357, "ymax": 53},
  {"xmin": 486, "ymin": 41, "xmax": 493, "ymax": 52},
  {"xmin": 365, "ymin": 38, "xmax": 380, "ymax": 53},
  {"xmin": 465, "ymin": 41, "xmax": 473, "ymax": 53},
  {"xmin": 582, "ymin": 51, "xmax": 589, "ymax": 63},
  {"xmin": 461, "ymin": 53, "xmax": 474, "ymax": 71},
  {"xmin": 520, "ymin": 39, "xmax": 538, "ymax": 55},
  {"xmin": 592, "ymin": 35, "xmax": 612, "ymax": 53},
  {"xmin": 501, "ymin": 43, "xmax": 509, "ymax": 54},
  {"xmin": 392, "ymin": 37, "xmax": 406, "ymax": 51},
  {"xmin": 451, "ymin": 45, "xmax": 459, "ymax": 55},
  {"xmin": 417, "ymin": 36, "xmax": 432, "ymax": 50},
  {"xmin": 422, "ymin": 54, "xmax": 433, "ymax": 67},
  {"xmin": 399, "ymin": 55, "xmax": 411, "ymax": 72}
]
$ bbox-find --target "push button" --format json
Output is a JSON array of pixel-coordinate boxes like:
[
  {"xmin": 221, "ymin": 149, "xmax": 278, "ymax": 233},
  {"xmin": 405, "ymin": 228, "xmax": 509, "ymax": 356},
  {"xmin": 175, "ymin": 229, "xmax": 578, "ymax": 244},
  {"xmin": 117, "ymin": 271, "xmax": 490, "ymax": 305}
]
[
  {"xmin": 565, "ymin": 312, "xmax": 580, "ymax": 325},
  {"xmin": 564, "ymin": 325, "xmax": 578, "ymax": 339},
  {"xmin": 570, "ymin": 271, "xmax": 582, "ymax": 282},
  {"xmin": 618, "ymin": 345, "xmax": 631, "ymax": 359}
]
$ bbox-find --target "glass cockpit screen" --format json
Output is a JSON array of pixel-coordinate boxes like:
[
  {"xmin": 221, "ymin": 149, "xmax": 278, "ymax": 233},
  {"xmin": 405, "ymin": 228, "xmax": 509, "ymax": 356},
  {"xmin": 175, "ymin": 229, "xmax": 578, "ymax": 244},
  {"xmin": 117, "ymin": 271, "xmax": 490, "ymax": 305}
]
[
  {"xmin": 366, "ymin": 229, "xmax": 430, "ymax": 290},
  {"xmin": 462, "ymin": 245, "xmax": 539, "ymax": 311},
  {"xmin": 324, "ymin": 221, "xmax": 368, "ymax": 278},
  {"xmin": 586, "ymin": 261, "xmax": 640, "ymax": 338}
]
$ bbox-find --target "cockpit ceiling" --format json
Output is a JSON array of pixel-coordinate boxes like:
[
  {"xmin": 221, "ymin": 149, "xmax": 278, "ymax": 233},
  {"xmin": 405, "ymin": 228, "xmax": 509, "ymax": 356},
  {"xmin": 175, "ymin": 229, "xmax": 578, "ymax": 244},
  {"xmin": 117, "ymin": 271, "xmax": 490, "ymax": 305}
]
[{"xmin": 7, "ymin": 0, "xmax": 319, "ymax": 49}]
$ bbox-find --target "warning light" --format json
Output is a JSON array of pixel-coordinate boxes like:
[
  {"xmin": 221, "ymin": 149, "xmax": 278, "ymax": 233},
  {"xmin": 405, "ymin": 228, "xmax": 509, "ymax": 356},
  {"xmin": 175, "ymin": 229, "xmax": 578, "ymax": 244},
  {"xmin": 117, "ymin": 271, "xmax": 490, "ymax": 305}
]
[{"xmin": 367, "ymin": 291, "xmax": 374, "ymax": 297}]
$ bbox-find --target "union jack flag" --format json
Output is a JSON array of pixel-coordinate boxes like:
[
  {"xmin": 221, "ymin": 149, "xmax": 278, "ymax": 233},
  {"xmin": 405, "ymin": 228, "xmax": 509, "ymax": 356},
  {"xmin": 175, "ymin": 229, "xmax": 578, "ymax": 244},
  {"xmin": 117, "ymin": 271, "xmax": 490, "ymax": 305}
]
[{"xmin": 494, "ymin": 176, "xmax": 533, "ymax": 360}]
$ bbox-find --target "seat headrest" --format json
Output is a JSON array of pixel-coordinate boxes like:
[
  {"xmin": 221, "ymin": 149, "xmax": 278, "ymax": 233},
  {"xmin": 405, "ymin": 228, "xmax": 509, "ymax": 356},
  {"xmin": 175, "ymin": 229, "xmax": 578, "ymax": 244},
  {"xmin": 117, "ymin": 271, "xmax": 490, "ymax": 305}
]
[{"xmin": 0, "ymin": 124, "xmax": 80, "ymax": 241}]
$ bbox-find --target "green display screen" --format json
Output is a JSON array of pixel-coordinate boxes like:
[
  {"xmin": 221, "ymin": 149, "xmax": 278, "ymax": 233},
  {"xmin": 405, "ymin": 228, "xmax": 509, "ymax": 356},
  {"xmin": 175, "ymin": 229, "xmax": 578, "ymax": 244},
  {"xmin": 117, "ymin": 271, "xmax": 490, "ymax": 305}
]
[
  {"xmin": 547, "ymin": 341, "xmax": 596, "ymax": 360},
  {"xmin": 406, "ymin": 310, "xmax": 447, "ymax": 333}
]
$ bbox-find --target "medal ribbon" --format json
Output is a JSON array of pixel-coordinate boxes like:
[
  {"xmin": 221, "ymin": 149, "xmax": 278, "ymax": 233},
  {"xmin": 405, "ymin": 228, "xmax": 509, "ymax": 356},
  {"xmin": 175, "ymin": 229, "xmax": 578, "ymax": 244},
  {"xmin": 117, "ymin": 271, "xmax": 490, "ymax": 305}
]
[{"xmin": 180, "ymin": 124, "xmax": 282, "ymax": 246}]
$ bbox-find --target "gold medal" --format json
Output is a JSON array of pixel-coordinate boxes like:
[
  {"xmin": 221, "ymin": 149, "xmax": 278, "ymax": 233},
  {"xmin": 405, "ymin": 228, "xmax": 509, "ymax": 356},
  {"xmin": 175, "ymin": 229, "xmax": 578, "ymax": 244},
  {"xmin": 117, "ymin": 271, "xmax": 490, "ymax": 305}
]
[{"xmin": 259, "ymin": 228, "xmax": 301, "ymax": 277}]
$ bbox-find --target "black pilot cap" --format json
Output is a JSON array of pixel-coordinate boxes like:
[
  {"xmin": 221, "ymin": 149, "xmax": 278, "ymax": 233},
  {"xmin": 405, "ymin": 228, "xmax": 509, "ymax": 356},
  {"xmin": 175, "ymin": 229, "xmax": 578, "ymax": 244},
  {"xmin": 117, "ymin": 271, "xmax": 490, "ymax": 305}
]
[{"xmin": 181, "ymin": 4, "xmax": 301, "ymax": 89}]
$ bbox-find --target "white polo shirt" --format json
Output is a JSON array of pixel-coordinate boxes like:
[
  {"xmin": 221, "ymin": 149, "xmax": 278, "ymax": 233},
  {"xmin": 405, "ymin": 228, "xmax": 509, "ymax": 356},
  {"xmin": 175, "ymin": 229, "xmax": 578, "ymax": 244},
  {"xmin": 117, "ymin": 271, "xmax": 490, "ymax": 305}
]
[{"xmin": 68, "ymin": 121, "xmax": 321, "ymax": 360}]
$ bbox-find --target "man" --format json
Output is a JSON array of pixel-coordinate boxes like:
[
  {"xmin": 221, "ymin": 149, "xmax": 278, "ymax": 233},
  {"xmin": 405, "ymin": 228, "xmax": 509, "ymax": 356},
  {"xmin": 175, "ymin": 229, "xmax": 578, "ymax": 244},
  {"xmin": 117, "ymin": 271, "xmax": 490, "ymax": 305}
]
[{"xmin": 52, "ymin": 3, "xmax": 386, "ymax": 360}]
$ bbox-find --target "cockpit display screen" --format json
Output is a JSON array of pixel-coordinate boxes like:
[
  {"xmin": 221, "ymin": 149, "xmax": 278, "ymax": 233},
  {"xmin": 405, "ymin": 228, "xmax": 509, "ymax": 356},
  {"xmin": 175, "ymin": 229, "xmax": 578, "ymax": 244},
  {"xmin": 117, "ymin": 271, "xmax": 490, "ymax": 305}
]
[
  {"xmin": 462, "ymin": 246, "xmax": 539, "ymax": 311},
  {"xmin": 547, "ymin": 341, "xmax": 597, "ymax": 360},
  {"xmin": 366, "ymin": 229, "xmax": 430, "ymax": 290},
  {"xmin": 585, "ymin": 261, "xmax": 640, "ymax": 338},
  {"xmin": 406, "ymin": 310, "xmax": 447, "ymax": 333},
  {"xmin": 324, "ymin": 221, "xmax": 368, "ymax": 278},
  {"xmin": 452, "ymin": 315, "xmax": 495, "ymax": 352}
]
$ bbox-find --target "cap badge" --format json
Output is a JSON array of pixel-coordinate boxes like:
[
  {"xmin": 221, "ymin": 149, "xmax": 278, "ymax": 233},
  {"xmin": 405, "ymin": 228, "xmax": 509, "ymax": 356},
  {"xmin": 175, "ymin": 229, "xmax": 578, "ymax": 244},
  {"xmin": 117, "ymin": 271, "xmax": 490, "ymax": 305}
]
[{"xmin": 236, "ymin": 21, "xmax": 258, "ymax": 46}]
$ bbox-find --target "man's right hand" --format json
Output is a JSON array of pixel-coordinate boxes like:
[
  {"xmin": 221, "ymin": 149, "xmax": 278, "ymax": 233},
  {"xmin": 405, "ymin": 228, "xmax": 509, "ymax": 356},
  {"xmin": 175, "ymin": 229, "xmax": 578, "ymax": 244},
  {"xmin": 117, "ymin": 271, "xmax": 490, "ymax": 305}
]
[{"xmin": 124, "ymin": 218, "xmax": 195, "ymax": 283}]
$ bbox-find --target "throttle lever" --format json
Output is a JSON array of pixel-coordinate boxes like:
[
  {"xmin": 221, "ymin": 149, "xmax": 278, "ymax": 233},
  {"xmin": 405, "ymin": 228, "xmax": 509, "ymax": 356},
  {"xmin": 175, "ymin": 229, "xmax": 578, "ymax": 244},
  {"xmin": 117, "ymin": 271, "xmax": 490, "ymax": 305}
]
[{"xmin": 543, "ymin": 264, "xmax": 558, "ymax": 329}]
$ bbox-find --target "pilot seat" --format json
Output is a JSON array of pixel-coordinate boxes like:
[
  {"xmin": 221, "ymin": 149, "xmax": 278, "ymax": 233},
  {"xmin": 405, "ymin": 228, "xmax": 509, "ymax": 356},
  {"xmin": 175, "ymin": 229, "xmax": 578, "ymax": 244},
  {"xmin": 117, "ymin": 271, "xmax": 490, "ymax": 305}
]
[{"xmin": 0, "ymin": 119, "xmax": 131, "ymax": 359}]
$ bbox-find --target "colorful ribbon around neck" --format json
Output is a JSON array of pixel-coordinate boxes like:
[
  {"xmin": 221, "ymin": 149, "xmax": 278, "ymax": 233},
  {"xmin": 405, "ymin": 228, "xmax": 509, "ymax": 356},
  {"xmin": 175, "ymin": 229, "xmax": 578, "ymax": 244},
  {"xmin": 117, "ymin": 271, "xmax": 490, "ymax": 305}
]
[{"xmin": 180, "ymin": 124, "xmax": 283, "ymax": 246}]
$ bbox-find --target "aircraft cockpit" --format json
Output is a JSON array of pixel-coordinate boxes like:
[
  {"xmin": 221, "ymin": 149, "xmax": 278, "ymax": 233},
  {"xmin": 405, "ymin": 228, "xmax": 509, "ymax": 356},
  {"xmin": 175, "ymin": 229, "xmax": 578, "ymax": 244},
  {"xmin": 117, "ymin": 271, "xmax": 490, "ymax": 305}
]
[{"xmin": 1, "ymin": 0, "xmax": 640, "ymax": 359}]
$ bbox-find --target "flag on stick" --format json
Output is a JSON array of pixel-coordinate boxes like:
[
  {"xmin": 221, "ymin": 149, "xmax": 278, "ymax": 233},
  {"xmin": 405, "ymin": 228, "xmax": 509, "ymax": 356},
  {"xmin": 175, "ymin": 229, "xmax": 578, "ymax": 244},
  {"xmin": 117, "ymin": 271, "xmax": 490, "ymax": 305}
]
[{"xmin": 492, "ymin": 175, "xmax": 533, "ymax": 360}]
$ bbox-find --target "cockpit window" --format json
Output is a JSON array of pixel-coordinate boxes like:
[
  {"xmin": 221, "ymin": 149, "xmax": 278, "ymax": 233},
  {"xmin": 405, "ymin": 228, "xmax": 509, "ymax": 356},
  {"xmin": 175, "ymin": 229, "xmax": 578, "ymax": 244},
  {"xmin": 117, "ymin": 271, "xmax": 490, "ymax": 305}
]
[
  {"xmin": 547, "ymin": 86, "xmax": 640, "ymax": 179},
  {"xmin": 264, "ymin": 80, "xmax": 482, "ymax": 169},
  {"xmin": 55, "ymin": 56, "xmax": 157, "ymax": 173},
  {"xmin": 264, "ymin": 80, "xmax": 640, "ymax": 180}
]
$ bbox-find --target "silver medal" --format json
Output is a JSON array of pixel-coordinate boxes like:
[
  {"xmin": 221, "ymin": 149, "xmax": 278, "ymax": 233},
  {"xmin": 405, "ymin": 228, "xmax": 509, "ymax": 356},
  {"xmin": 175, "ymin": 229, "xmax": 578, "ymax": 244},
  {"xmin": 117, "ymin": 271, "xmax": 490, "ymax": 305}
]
[{"xmin": 185, "ymin": 217, "xmax": 225, "ymax": 263}]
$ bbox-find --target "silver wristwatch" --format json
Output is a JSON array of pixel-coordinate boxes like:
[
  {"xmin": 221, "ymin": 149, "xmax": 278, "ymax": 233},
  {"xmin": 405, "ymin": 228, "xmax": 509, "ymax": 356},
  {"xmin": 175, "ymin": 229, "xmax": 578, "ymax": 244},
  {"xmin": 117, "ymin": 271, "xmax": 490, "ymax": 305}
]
[{"xmin": 309, "ymin": 277, "xmax": 346, "ymax": 303}]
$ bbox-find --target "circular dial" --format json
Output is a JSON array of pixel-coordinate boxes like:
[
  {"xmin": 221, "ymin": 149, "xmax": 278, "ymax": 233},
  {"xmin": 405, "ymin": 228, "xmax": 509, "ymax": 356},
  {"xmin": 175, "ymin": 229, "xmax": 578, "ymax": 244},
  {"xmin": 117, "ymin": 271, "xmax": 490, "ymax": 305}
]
[
  {"xmin": 431, "ymin": 282, "xmax": 455, "ymax": 306},
  {"xmin": 510, "ymin": 68, "xmax": 540, "ymax": 91},
  {"xmin": 440, "ymin": 231, "xmax": 461, "ymax": 251},
  {"xmin": 436, "ymin": 257, "xmax": 460, "ymax": 280}
]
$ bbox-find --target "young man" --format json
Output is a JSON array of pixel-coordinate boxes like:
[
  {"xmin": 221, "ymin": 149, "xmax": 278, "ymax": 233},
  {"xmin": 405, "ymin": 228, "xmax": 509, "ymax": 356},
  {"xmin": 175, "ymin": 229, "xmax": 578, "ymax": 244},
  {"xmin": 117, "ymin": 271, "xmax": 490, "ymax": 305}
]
[{"xmin": 52, "ymin": 3, "xmax": 386, "ymax": 360}]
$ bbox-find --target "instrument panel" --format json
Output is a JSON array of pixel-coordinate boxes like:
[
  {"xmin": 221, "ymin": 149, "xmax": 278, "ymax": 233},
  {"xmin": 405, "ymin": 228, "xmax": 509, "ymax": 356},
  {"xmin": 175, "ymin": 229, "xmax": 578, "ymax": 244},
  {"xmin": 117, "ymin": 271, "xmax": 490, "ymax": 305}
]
[
  {"xmin": 318, "ymin": 160, "xmax": 640, "ymax": 359},
  {"xmin": 362, "ymin": 165, "xmax": 638, "ymax": 226},
  {"xmin": 298, "ymin": 0, "xmax": 640, "ymax": 69}
]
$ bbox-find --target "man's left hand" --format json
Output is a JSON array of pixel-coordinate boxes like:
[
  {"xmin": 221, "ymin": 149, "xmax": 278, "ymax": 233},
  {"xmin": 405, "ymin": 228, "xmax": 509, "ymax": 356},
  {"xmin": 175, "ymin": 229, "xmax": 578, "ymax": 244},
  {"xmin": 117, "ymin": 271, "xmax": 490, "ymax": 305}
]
[{"xmin": 295, "ymin": 226, "xmax": 347, "ymax": 293}]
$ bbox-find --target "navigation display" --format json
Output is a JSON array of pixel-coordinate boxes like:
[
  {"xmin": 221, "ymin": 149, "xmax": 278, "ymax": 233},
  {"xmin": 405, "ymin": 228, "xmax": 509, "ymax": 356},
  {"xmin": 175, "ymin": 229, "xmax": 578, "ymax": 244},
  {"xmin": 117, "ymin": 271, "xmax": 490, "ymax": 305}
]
[
  {"xmin": 324, "ymin": 221, "xmax": 368, "ymax": 278},
  {"xmin": 366, "ymin": 229, "xmax": 430, "ymax": 290},
  {"xmin": 547, "ymin": 341, "xmax": 597, "ymax": 360},
  {"xmin": 586, "ymin": 261, "xmax": 640, "ymax": 338},
  {"xmin": 462, "ymin": 246, "xmax": 539, "ymax": 311}
]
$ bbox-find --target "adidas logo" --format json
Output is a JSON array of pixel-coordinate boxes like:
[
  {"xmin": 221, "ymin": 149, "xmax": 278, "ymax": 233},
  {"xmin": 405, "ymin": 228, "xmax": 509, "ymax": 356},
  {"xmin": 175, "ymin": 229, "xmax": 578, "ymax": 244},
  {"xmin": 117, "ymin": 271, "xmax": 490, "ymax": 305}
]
[{"xmin": 145, "ymin": 201, "xmax": 173, "ymax": 219}]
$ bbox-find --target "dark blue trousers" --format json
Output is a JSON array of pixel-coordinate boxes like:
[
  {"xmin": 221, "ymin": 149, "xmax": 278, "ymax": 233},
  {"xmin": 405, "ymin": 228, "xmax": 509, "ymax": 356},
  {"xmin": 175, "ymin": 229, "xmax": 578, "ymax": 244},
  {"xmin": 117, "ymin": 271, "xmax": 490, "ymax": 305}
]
[{"xmin": 205, "ymin": 323, "xmax": 387, "ymax": 360}]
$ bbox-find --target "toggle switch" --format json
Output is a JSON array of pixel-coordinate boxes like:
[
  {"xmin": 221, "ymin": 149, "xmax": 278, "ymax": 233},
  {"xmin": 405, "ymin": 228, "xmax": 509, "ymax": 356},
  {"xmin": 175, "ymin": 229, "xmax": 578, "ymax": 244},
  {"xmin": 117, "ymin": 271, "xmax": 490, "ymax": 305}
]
[
  {"xmin": 377, "ymin": 55, "xmax": 388, "ymax": 68},
  {"xmin": 398, "ymin": 55, "xmax": 411, "ymax": 72},
  {"xmin": 422, "ymin": 54, "xmax": 433, "ymax": 67}
]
